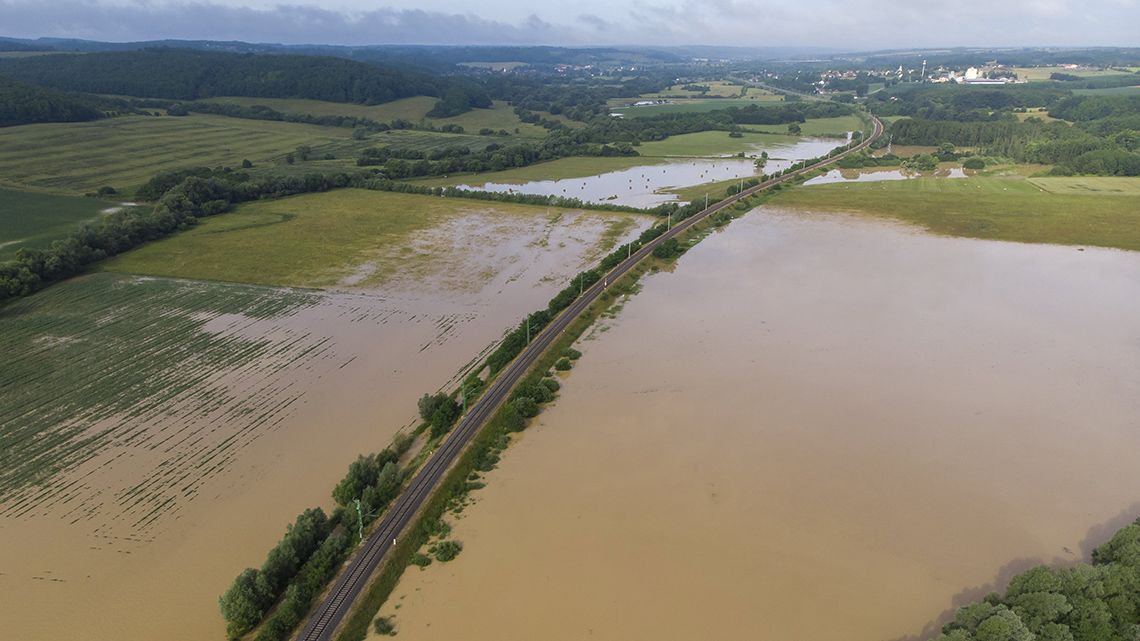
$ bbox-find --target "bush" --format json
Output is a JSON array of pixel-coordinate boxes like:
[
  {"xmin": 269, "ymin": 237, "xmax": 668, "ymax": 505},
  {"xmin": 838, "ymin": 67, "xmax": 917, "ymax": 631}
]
[
  {"xmin": 430, "ymin": 540, "xmax": 463, "ymax": 562},
  {"xmin": 541, "ymin": 378, "xmax": 561, "ymax": 392},
  {"xmin": 562, "ymin": 347, "xmax": 582, "ymax": 360},
  {"xmin": 963, "ymin": 157, "xmax": 986, "ymax": 170},
  {"xmin": 554, "ymin": 357, "xmax": 573, "ymax": 371},
  {"xmin": 374, "ymin": 617, "xmax": 396, "ymax": 635},
  {"xmin": 409, "ymin": 553, "xmax": 432, "ymax": 568},
  {"xmin": 501, "ymin": 405, "xmax": 527, "ymax": 433},
  {"xmin": 511, "ymin": 396, "xmax": 540, "ymax": 419}
]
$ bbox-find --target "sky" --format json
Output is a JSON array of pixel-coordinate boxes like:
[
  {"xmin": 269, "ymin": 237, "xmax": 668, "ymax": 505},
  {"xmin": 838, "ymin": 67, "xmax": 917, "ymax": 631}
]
[{"xmin": 0, "ymin": 0, "xmax": 1138, "ymax": 49}]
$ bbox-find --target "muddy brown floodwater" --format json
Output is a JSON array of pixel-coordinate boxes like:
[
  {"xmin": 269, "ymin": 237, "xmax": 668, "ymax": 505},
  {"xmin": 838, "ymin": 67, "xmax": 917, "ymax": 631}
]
[
  {"xmin": 377, "ymin": 207, "xmax": 1140, "ymax": 641},
  {"xmin": 0, "ymin": 209, "xmax": 649, "ymax": 641}
]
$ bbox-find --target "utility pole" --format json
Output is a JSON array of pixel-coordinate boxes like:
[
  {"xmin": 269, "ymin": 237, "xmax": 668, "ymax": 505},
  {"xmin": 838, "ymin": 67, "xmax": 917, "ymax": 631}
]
[
  {"xmin": 353, "ymin": 498, "xmax": 364, "ymax": 543},
  {"xmin": 705, "ymin": 192, "xmax": 709, "ymax": 209},
  {"xmin": 526, "ymin": 316, "xmax": 531, "ymax": 345}
]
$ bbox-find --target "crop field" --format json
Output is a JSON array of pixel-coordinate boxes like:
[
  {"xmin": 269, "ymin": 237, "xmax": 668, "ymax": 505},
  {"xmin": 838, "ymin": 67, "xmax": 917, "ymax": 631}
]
[
  {"xmin": 743, "ymin": 114, "xmax": 867, "ymax": 137},
  {"xmin": 101, "ymin": 189, "xmax": 641, "ymax": 288},
  {"xmin": 610, "ymin": 96, "xmax": 784, "ymax": 118},
  {"xmin": 770, "ymin": 174, "xmax": 1140, "ymax": 252},
  {"xmin": 0, "ymin": 114, "xmax": 352, "ymax": 195},
  {"xmin": 0, "ymin": 272, "xmax": 357, "ymax": 534},
  {"xmin": 636, "ymin": 130, "xmax": 787, "ymax": 157},
  {"xmin": 0, "ymin": 188, "xmax": 120, "ymax": 259},
  {"xmin": 204, "ymin": 96, "xmax": 548, "ymax": 136}
]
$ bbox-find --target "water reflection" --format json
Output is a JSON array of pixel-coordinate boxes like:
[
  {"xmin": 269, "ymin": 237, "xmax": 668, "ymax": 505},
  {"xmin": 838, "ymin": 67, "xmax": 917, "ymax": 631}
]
[{"xmin": 804, "ymin": 167, "xmax": 968, "ymax": 186}]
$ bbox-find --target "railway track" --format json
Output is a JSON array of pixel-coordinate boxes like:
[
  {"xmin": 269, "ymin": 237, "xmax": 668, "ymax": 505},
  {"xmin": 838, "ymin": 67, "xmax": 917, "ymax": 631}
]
[{"xmin": 297, "ymin": 112, "xmax": 884, "ymax": 641}]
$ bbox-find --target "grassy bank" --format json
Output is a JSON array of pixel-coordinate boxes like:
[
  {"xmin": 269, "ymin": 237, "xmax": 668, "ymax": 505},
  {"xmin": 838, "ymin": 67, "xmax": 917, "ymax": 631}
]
[{"xmin": 769, "ymin": 174, "xmax": 1140, "ymax": 252}]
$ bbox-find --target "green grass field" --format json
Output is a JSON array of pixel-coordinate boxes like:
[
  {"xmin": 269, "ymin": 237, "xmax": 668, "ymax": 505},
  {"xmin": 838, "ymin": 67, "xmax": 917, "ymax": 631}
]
[
  {"xmin": 101, "ymin": 189, "xmax": 629, "ymax": 288},
  {"xmin": 0, "ymin": 188, "xmax": 120, "ymax": 259},
  {"xmin": 1073, "ymin": 85, "xmax": 1140, "ymax": 96},
  {"xmin": 415, "ymin": 156, "xmax": 668, "ymax": 187},
  {"xmin": 770, "ymin": 174, "xmax": 1140, "ymax": 252},
  {"xmin": 0, "ymin": 114, "xmax": 353, "ymax": 195},
  {"xmin": 204, "ymin": 96, "xmax": 548, "ymax": 136},
  {"xmin": 610, "ymin": 97, "xmax": 783, "ymax": 118},
  {"xmin": 0, "ymin": 272, "xmax": 328, "ymax": 527},
  {"xmin": 1014, "ymin": 66, "xmax": 1126, "ymax": 81},
  {"xmin": 636, "ymin": 130, "xmax": 786, "ymax": 157},
  {"xmin": 1029, "ymin": 176, "xmax": 1140, "ymax": 196},
  {"xmin": 743, "ymin": 114, "xmax": 866, "ymax": 137}
]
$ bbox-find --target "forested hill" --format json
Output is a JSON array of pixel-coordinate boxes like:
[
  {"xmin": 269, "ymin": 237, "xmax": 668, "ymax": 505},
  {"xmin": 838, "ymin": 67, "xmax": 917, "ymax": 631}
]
[
  {"xmin": 0, "ymin": 75, "xmax": 105, "ymax": 127},
  {"xmin": 0, "ymin": 49, "xmax": 487, "ymax": 107}
]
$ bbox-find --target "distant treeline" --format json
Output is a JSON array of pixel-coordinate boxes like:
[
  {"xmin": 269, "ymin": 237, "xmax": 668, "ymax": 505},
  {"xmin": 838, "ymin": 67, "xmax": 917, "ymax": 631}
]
[
  {"xmin": 869, "ymin": 83, "xmax": 1072, "ymax": 121},
  {"xmin": 0, "ymin": 74, "xmax": 108, "ymax": 126},
  {"xmin": 930, "ymin": 518, "xmax": 1140, "ymax": 641},
  {"xmin": 0, "ymin": 49, "xmax": 492, "ymax": 115},
  {"xmin": 880, "ymin": 85, "xmax": 1140, "ymax": 176}
]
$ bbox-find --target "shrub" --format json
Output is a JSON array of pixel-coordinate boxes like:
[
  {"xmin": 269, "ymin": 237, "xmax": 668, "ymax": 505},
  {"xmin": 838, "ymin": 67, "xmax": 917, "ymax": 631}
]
[
  {"xmin": 374, "ymin": 617, "xmax": 396, "ymax": 635},
  {"xmin": 541, "ymin": 378, "xmax": 561, "ymax": 393},
  {"xmin": 431, "ymin": 540, "xmax": 463, "ymax": 562},
  {"xmin": 562, "ymin": 347, "xmax": 582, "ymax": 360},
  {"xmin": 963, "ymin": 157, "xmax": 986, "ymax": 170},
  {"xmin": 409, "ymin": 553, "xmax": 432, "ymax": 568},
  {"xmin": 554, "ymin": 357, "xmax": 573, "ymax": 371},
  {"xmin": 511, "ymin": 396, "xmax": 540, "ymax": 418}
]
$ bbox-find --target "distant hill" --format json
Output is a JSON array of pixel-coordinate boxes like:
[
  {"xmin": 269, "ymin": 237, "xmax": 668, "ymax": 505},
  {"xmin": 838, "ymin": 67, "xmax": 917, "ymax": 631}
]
[
  {"xmin": 0, "ymin": 75, "xmax": 105, "ymax": 127},
  {"xmin": 0, "ymin": 49, "xmax": 472, "ymax": 105}
]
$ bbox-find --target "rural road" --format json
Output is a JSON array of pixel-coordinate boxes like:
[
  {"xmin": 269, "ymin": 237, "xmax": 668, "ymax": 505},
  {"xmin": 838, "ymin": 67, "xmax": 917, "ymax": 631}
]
[{"xmin": 297, "ymin": 112, "xmax": 884, "ymax": 641}]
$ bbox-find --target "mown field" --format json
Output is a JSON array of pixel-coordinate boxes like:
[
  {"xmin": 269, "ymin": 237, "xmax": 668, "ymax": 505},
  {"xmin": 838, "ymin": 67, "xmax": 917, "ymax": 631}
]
[
  {"xmin": 770, "ymin": 173, "xmax": 1140, "ymax": 252},
  {"xmin": 203, "ymin": 96, "xmax": 548, "ymax": 136},
  {"xmin": 0, "ymin": 272, "xmax": 338, "ymax": 530},
  {"xmin": 101, "ymin": 189, "xmax": 638, "ymax": 288},
  {"xmin": 636, "ymin": 130, "xmax": 787, "ymax": 157},
  {"xmin": 0, "ymin": 188, "xmax": 120, "ymax": 259},
  {"xmin": 0, "ymin": 114, "xmax": 352, "ymax": 194}
]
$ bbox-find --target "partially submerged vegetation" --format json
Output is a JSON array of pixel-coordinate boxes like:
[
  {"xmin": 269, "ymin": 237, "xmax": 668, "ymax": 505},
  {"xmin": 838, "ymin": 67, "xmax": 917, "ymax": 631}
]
[
  {"xmin": 770, "ymin": 173, "xmax": 1140, "ymax": 252},
  {"xmin": 931, "ymin": 518, "xmax": 1140, "ymax": 641}
]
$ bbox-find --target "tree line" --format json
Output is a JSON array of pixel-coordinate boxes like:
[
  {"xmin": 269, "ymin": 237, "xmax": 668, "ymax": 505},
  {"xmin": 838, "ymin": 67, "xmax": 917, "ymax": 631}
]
[
  {"xmin": 0, "ymin": 49, "xmax": 491, "ymax": 115},
  {"xmin": 0, "ymin": 74, "xmax": 108, "ymax": 127}
]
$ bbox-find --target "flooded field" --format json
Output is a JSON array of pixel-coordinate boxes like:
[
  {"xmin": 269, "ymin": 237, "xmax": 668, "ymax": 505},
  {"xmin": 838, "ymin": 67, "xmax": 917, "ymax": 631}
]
[
  {"xmin": 455, "ymin": 137, "xmax": 841, "ymax": 207},
  {"xmin": 376, "ymin": 208, "xmax": 1140, "ymax": 641},
  {"xmin": 804, "ymin": 166, "xmax": 968, "ymax": 185},
  {"xmin": 0, "ymin": 209, "xmax": 650, "ymax": 640}
]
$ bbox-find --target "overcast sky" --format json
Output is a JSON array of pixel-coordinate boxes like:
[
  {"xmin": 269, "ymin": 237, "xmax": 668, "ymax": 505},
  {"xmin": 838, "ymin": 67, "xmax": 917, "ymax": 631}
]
[{"xmin": 1, "ymin": 0, "xmax": 1137, "ymax": 49}]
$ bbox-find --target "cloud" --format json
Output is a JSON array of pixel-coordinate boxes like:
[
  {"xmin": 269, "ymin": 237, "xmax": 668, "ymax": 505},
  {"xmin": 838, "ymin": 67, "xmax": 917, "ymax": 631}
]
[{"xmin": 0, "ymin": 0, "xmax": 1136, "ymax": 48}]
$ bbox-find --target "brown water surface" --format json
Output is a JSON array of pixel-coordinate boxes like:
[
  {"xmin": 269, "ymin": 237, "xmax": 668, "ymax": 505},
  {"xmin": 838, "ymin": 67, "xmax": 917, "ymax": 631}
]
[
  {"xmin": 376, "ymin": 208, "xmax": 1140, "ymax": 641},
  {"xmin": 0, "ymin": 210, "xmax": 649, "ymax": 640}
]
